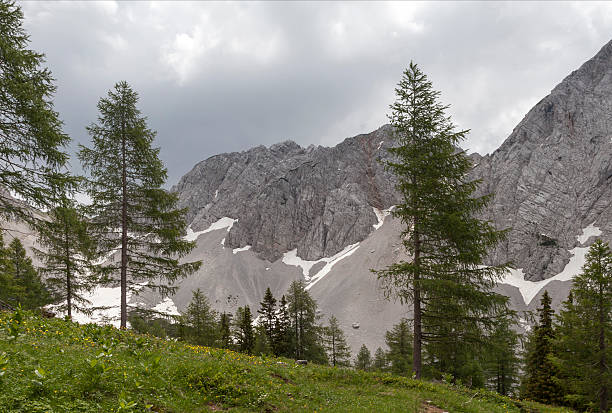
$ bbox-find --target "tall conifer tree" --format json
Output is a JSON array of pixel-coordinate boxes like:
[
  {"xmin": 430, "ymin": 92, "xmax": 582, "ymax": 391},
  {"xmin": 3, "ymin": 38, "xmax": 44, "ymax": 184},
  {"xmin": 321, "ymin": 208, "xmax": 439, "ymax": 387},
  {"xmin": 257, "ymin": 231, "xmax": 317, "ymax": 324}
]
[
  {"xmin": 258, "ymin": 287, "xmax": 277, "ymax": 351},
  {"xmin": 234, "ymin": 305, "xmax": 255, "ymax": 354},
  {"xmin": 375, "ymin": 62, "xmax": 511, "ymax": 378},
  {"xmin": 0, "ymin": 1, "xmax": 74, "ymax": 221},
  {"xmin": 355, "ymin": 345, "xmax": 372, "ymax": 371},
  {"xmin": 181, "ymin": 289, "xmax": 218, "ymax": 346},
  {"xmin": 286, "ymin": 280, "xmax": 325, "ymax": 362},
  {"xmin": 385, "ymin": 318, "xmax": 413, "ymax": 376},
  {"xmin": 555, "ymin": 240, "xmax": 612, "ymax": 411},
  {"xmin": 79, "ymin": 81, "xmax": 201, "ymax": 328},
  {"xmin": 522, "ymin": 290, "xmax": 561, "ymax": 404}
]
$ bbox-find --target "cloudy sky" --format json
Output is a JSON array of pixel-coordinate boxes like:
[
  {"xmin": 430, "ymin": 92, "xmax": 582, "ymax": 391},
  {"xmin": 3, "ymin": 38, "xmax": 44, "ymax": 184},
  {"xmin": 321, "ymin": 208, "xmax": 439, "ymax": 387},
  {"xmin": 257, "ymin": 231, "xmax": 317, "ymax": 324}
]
[{"xmin": 20, "ymin": 1, "xmax": 612, "ymax": 186}]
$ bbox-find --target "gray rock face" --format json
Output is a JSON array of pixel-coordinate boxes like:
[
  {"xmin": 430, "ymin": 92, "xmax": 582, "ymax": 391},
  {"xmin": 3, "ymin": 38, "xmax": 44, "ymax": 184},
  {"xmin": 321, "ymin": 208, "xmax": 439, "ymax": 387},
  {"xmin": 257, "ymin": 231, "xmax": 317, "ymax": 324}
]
[
  {"xmin": 173, "ymin": 126, "xmax": 400, "ymax": 262},
  {"xmin": 473, "ymin": 39, "xmax": 612, "ymax": 280},
  {"xmin": 165, "ymin": 38, "xmax": 612, "ymax": 353}
]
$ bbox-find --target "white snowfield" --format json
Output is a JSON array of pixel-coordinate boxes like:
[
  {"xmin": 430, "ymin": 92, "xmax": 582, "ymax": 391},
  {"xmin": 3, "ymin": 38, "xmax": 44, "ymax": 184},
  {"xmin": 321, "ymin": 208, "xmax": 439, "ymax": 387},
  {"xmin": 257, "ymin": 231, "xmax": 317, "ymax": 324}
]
[
  {"xmin": 282, "ymin": 243, "xmax": 360, "ymax": 290},
  {"xmin": 500, "ymin": 223, "xmax": 602, "ymax": 305},
  {"xmin": 372, "ymin": 207, "xmax": 393, "ymax": 230},
  {"xmin": 232, "ymin": 245, "xmax": 252, "ymax": 254},
  {"xmin": 184, "ymin": 217, "xmax": 237, "ymax": 241}
]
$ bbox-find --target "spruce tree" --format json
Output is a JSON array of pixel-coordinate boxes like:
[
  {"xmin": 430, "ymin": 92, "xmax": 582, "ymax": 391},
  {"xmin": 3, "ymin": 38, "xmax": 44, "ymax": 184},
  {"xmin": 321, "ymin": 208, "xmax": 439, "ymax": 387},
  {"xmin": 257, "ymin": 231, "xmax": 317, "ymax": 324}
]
[
  {"xmin": 521, "ymin": 290, "xmax": 561, "ymax": 404},
  {"xmin": 484, "ymin": 312, "xmax": 521, "ymax": 396},
  {"xmin": 258, "ymin": 287, "xmax": 277, "ymax": 351},
  {"xmin": 34, "ymin": 200, "xmax": 97, "ymax": 319},
  {"xmin": 273, "ymin": 295, "xmax": 291, "ymax": 357},
  {"xmin": 253, "ymin": 324, "xmax": 272, "ymax": 356},
  {"xmin": 373, "ymin": 347, "xmax": 388, "ymax": 371},
  {"xmin": 322, "ymin": 315, "xmax": 351, "ymax": 367},
  {"xmin": 217, "ymin": 312, "xmax": 233, "ymax": 349},
  {"xmin": 79, "ymin": 81, "xmax": 201, "ymax": 328},
  {"xmin": 385, "ymin": 318, "xmax": 413, "ymax": 376},
  {"xmin": 182, "ymin": 289, "xmax": 218, "ymax": 346},
  {"xmin": 555, "ymin": 240, "xmax": 612, "ymax": 411},
  {"xmin": 0, "ymin": 1, "xmax": 75, "ymax": 221},
  {"xmin": 375, "ymin": 62, "xmax": 511, "ymax": 379},
  {"xmin": 355, "ymin": 344, "xmax": 372, "ymax": 371},
  {"xmin": 234, "ymin": 305, "xmax": 254, "ymax": 354}
]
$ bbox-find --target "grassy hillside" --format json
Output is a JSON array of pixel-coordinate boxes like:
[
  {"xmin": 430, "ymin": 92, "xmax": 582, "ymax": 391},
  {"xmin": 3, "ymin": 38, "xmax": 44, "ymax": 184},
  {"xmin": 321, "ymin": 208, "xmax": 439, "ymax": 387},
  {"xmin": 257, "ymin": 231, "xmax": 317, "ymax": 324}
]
[{"xmin": 0, "ymin": 311, "xmax": 571, "ymax": 413}]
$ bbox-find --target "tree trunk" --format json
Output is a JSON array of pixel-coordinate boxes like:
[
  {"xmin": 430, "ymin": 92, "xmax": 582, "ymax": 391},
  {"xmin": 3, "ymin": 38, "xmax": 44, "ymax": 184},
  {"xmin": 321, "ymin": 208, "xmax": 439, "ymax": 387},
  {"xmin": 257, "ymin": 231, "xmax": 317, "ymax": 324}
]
[
  {"xmin": 120, "ymin": 120, "xmax": 128, "ymax": 329},
  {"xmin": 413, "ymin": 219, "xmax": 422, "ymax": 379},
  {"xmin": 65, "ymin": 220, "xmax": 71, "ymax": 320},
  {"xmin": 599, "ymin": 284, "xmax": 608, "ymax": 413}
]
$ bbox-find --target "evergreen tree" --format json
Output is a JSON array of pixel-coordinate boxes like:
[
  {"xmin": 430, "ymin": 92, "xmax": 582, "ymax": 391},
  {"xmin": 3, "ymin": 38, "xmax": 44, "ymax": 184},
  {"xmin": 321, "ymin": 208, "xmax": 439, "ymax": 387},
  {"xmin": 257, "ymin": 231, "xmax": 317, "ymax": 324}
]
[
  {"xmin": 6, "ymin": 237, "xmax": 51, "ymax": 309},
  {"xmin": 258, "ymin": 287, "xmax": 277, "ymax": 351},
  {"xmin": 0, "ymin": 1, "xmax": 75, "ymax": 221},
  {"xmin": 217, "ymin": 312, "xmax": 233, "ymax": 349},
  {"xmin": 34, "ymin": 200, "xmax": 97, "ymax": 319},
  {"xmin": 355, "ymin": 344, "xmax": 372, "ymax": 371},
  {"xmin": 555, "ymin": 240, "xmax": 612, "ymax": 411},
  {"xmin": 322, "ymin": 315, "xmax": 351, "ymax": 367},
  {"xmin": 373, "ymin": 347, "xmax": 388, "ymax": 371},
  {"xmin": 521, "ymin": 290, "xmax": 561, "ymax": 404},
  {"xmin": 182, "ymin": 289, "xmax": 218, "ymax": 346},
  {"xmin": 375, "ymin": 62, "xmax": 511, "ymax": 379},
  {"xmin": 385, "ymin": 318, "xmax": 413, "ymax": 376},
  {"xmin": 79, "ymin": 82, "xmax": 201, "ymax": 328},
  {"xmin": 0, "ymin": 233, "xmax": 20, "ymax": 308},
  {"xmin": 286, "ymin": 280, "xmax": 326, "ymax": 362},
  {"xmin": 253, "ymin": 324, "xmax": 272, "ymax": 356},
  {"xmin": 234, "ymin": 305, "xmax": 254, "ymax": 354},
  {"xmin": 273, "ymin": 295, "xmax": 291, "ymax": 357},
  {"xmin": 484, "ymin": 312, "xmax": 521, "ymax": 396}
]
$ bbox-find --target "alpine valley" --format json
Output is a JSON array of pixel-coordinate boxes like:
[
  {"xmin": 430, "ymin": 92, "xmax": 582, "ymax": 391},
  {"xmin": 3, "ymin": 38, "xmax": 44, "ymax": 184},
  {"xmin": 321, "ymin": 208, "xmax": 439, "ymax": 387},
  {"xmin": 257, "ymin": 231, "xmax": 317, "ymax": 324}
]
[{"xmin": 11, "ymin": 39, "xmax": 612, "ymax": 356}]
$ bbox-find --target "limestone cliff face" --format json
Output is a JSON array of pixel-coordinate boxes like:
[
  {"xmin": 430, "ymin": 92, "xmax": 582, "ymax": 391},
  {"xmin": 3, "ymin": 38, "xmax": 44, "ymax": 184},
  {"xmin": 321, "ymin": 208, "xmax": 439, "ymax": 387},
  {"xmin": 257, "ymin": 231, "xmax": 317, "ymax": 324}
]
[
  {"xmin": 473, "ymin": 39, "xmax": 612, "ymax": 280},
  {"xmin": 172, "ymin": 125, "xmax": 400, "ymax": 262}
]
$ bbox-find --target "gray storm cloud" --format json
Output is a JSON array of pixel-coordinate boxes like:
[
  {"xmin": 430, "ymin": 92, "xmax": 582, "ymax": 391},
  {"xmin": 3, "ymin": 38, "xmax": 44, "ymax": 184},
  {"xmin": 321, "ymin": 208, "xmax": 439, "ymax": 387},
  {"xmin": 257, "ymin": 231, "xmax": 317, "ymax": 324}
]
[{"xmin": 20, "ymin": 1, "xmax": 612, "ymax": 185}]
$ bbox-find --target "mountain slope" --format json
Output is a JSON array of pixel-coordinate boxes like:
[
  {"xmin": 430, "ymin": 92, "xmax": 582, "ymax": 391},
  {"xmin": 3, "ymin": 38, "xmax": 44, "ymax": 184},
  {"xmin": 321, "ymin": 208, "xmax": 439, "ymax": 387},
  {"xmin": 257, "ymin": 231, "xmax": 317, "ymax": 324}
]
[{"xmin": 70, "ymin": 39, "xmax": 612, "ymax": 354}]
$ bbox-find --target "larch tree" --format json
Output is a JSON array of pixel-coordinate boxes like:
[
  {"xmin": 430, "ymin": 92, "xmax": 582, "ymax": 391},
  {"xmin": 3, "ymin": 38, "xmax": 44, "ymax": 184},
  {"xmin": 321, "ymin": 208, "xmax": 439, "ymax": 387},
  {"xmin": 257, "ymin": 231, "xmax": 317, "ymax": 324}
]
[
  {"xmin": 375, "ymin": 62, "xmax": 511, "ymax": 379},
  {"xmin": 34, "ymin": 199, "xmax": 98, "ymax": 320},
  {"xmin": 555, "ymin": 240, "xmax": 612, "ymax": 412},
  {"xmin": 181, "ymin": 289, "xmax": 218, "ymax": 346},
  {"xmin": 79, "ymin": 81, "xmax": 201, "ymax": 328},
  {"xmin": 0, "ymin": 1, "xmax": 74, "ymax": 222},
  {"xmin": 286, "ymin": 280, "xmax": 325, "ymax": 363},
  {"xmin": 322, "ymin": 315, "xmax": 351, "ymax": 367}
]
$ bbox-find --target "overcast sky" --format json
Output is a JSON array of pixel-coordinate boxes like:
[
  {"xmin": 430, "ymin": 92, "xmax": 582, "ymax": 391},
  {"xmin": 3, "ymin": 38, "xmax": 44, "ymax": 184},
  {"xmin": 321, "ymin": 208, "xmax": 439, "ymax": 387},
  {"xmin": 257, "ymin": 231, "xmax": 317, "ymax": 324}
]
[{"xmin": 20, "ymin": 1, "xmax": 612, "ymax": 186}]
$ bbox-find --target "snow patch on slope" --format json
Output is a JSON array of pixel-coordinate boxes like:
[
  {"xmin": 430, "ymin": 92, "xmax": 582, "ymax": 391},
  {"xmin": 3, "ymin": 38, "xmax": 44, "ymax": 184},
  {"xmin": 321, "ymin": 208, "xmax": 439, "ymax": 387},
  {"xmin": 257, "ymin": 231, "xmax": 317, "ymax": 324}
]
[
  {"xmin": 576, "ymin": 222, "xmax": 602, "ymax": 244},
  {"xmin": 282, "ymin": 242, "xmax": 361, "ymax": 288},
  {"xmin": 152, "ymin": 297, "xmax": 180, "ymax": 316},
  {"xmin": 305, "ymin": 243, "xmax": 360, "ymax": 291},
  {"xmin": 282, "ymin": 249, "xmax": 320, "ymax": 277},
  {"xmin": 184, "ymin": 217, "xmax": 237, "ymax": 241},
  {"xmin": 372, "ymin": 207, "xmax": 392, "ymax": 230},
  {"xmin": 233, "ymin": 245, "xmax": 252, "ymax": 254},
  {"xmin": 500, "ymin": 223, "xmax": 601, "ymax": 305}
]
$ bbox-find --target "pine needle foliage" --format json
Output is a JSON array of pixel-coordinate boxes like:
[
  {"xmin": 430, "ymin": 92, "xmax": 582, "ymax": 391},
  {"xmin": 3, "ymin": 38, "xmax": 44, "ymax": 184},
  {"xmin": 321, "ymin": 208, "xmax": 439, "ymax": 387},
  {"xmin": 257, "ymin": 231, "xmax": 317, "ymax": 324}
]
[
  {"xmin": 78, "ymin": 81, "xmax": 201, "ymax": 328},
  {"xmin": 0, "ymin": 1, "xmax": 75, "ymax": 222},
  {"xmin": 375, "ymin": 62, "xmax": 511, "ymax": 379}
]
